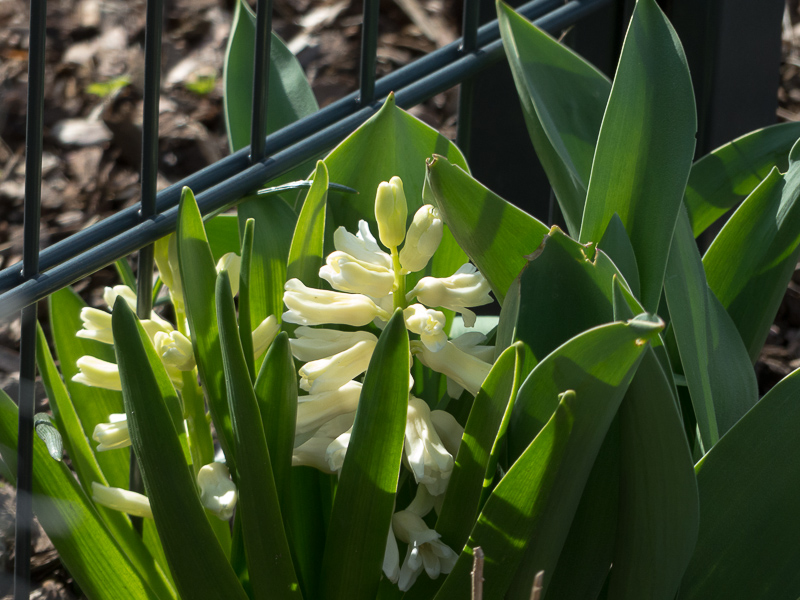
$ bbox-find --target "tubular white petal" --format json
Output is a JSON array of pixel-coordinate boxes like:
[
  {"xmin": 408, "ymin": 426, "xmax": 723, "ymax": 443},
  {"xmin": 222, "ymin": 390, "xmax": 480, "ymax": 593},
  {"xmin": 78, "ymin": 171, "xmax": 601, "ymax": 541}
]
[
  {"xmin": 216, "ymin": 253, "xmax": 242, "ymax": 297},
  {"xmin": 412, "ymin": 340, "xmax": 491, "ymax": 397},
  {"xmin": 399, "ymin": 205, "xmax": 443, "ymax": 273},
  {"xmin": 155, "ymin": 330, "xmax": 196, "ymax": 371},
  {"xmin": 290, "ymin": 327, "xmax": 377, "ymax": 362},
  {"xmin": 430, "ymin": 410, "xmax": 464, "ymax": 458},
  {"xmin": 383, "ymin": 525, "xmax": 401, "ymax": 583},
  {"xmin": 333, "ymin": 222, "xmax": 393, "ymax": 269},
  {"xmin": 320, "ymin": 251, "xmax": 395, "ymax": 297},
  {"xmin": 197, "ymin": 462, "xmax": 238, "ymax": 520},
  {"xmin": 92, "ymin": 482, "xmax": 153, "ymax": 519},
  {"xmin": 292, "ymin": 436, "xmax": 338, "ymax": 473},
  {"xmin": 73, "ymin": 356, "xmax": 122, "ymax": 391},
  {"xmin": 92, "ymin": 416, "xmax": 131, "ymax": 451},
  {"xmin": 393, "ymin": 509, "xmax": 457, "ymax": 591},
  {"xmin": 299, "ymin": 340, "xmax": 376, "ymax": 393},
  {"xmin": 295, "ymin": 381, "xmax": 362, "ymax": 434},
  {"xmin": 407, "ymin": 263, "xmax": 493, "ymax": 324},
  {"xmin": 404, "ymin": 397, "xmax": 454, "ymax": 496},
  {"xmin": 293, "ymin": 411, "xmax": 356, "ymax": 449},
  {"xmin": 282, "ymin": 278, "xmax": 390, "ymax": 326},
  {"xmin": 252, "ymin": 315, "xmax": 280, "ymax": 358},
  {"xmin": 325, "ymin": 429, "xmax": 351, "ymax": 473}
]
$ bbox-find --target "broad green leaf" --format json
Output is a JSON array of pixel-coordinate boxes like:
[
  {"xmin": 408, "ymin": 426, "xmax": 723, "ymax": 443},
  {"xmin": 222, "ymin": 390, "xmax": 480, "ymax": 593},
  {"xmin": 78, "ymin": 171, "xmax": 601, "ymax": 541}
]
[
  {"xmin": 425, "ymin": 155, "xmax": 549, "ymax": 304},
  {"xmin": 206, "ymin": 215, "xmax": 241, "ymax": 262},
  {"xmin": 0, "ymin": 390, "xmax": 173, "ymax": 600},
  {"xmin": 497, "ymin": 1, "xmax": 611, "ymax": 237},
  {"xmin": 320, "ymin": 310, "xmax": 410, "ymax": 599},
  {"xmin": 437, "ymin": 315, "xmax": 662, "ymax": 599},
  {"xmin": 49, "ymin": 287, "xmax": 128, "ymax": 489},
  {"xmin": 680, "ymin": 367, "xmax": 800, "ymax": 599},
  {"xmin": 686, "ymin": 122, "xmax": 800, "ymax": 237},
  {"xmin": 216, "ymin": 272, "xmax": 300, "ymax": 599},
  {"xmin": 287, "ymin": 160, "xmax": 329, "ymax": 286},
  {"xmin": 112, "ymin": 298, "xmax": 248, "ymax": 600},
  {"xmin": 702, "ymin": 145, "xmax": 800, "ymax": 362},
  {"xmin": 598, "ymin": 213, "xmax": 640, "ymax": 299},
  {"xmin": 223, "ymin": 0, "xmax": 318, "ymax": 154},
  {"xmin": 579, "ymin": 0, "xmax": 696, "ymax": 312},
  {"xmin": 664, "ymin": 208, "xmax": 758, "ymax": 448},
  {"xmin": 238, "ymin": 195, "xmax": 297, "ymax": 327},
  {"xmin": 177, "ymin": 186, "xmax": 237, "ymax": 473},
  {"xmin": 35, "ymin": 324, "xmax": 177, "ymax": 599},
  {"xmin": 606, "ymin": 279, "xmax": 698, "ymax": 600},
  {"xmin": 435, "ymin": 344, "xmax": 520, "ymax": 550}
]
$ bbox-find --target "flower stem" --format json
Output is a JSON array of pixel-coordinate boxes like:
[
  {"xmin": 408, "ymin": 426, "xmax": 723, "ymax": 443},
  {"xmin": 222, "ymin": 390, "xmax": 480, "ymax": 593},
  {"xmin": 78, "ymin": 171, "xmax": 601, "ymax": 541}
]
[{"xmin": 391, "ymin": 247, "xmax": 407, "ymax": 312}]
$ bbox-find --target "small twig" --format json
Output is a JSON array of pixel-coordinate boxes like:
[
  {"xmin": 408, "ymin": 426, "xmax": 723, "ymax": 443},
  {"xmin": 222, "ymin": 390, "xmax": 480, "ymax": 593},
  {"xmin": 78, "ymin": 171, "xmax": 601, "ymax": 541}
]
[
  {"xmin": 529, "ymin": 570, "xmax": 545, "ymax": 600},
  {"xmin": 471, "ymin": 546, "xmax": 485, "ymax": 600}
]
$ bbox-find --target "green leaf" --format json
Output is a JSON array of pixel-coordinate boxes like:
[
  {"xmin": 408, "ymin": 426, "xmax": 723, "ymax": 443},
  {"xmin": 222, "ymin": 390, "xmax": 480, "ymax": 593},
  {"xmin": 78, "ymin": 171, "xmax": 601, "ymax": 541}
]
[
  {"xmin": 598, "ymin": 213, "xmax": 640, "ymax": 299},
  {"xmin": 176, "ymin": 186, "xmax": 237, "ymax": 473},
  {"xmin": 425, "ymin": 155, "xmax": 549, "ymax": 304},
  {"xmin": 497, "ymin": 0, "xmax": 611, "ymax": 237},
  {"xmin": 112, "ymin": 298, "xmax": 248, "ymax": 600},
  {"xmin": 115, "ymin": 258, "xmax": 137, "ymax": 290},
  {"xmin": 686, "ymin": 122, "xmax": 800, "ymax": 237},
  {"xmin": 320, "ymin": 309, "xmax": 410, "ymax": 599},
  {"xmin": 702, "ymin": 147, "xmax": 800, "ymax": 362},
  {"xmin": 223, "ymin": 0, "xmax": 318, "ymax": 154},
  {"xmin": 578, "ymin": 0, "xmax": 696, "ymax": 312},
  {"xmin": 287, "ymin": 160, "xmax": 329, "ymax": 286},
  {"xmin": 216, "ymin": 272, "xmax": 301, "ymax": 599},
  {"xmin": 239, "ymin": 218, "xmax": 256, "ymax": 380},
  {"xmin": 206, "ymin": 215, "xmax": 241, "ymax": 262},
  {"xmin": 0, "ymin": 389, "xmax": 175, "ymax": 600},
  {"xmin": 680, "ymin": 367, "xmax": 800, "ymax": 599},
  {"xmin": 435, "ymin": 344, "xmax": 520, "ymax": 550},
  {"xmin": 664, "ymin": 208, "xmax": 758, "ymax": 448},
  {"xmin": 49, "ymin": 287, "xmax": 128, "ymax": 489}
]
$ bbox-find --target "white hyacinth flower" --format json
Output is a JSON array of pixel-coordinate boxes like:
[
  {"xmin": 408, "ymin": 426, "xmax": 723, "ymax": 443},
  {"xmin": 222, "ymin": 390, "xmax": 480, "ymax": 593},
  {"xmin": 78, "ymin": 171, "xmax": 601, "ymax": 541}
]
[
  {"xmin": 296, "ymin": 381, "xmax": 362, "ymax": 436},
  {"xmin": 92, "ymin": 482, "xmax": 153, "ymax": 519},
  {"xmin": 154, "ymin": 330, "xmax": 196, "ymax": 372},
  {"xmin": 102, "ymin": 285, "xmax": 174, "ymax": 332},
  {"xmin": 197, "ymin": 462, "xmax": 238, "ymax": 520},
  {"xmin": 216, "ymin": 253, "xmax": 242, "ymax": 297},
  {"xmin": 283, "ymin": 279, "xmax": 391, "ymax": 326},
  {"xmin": 383, "ymin": 525, "xmax": 401, "ymax": 584},
  {"xmin": 292, "ymin": 436, "xmax": 338, "ymax": 473},
  {"xmin": 320, "ymin": 251, "xmax": 395, "ymax": 298},
  {"xmin": 392, "ymin": 509, "xmax": 458, "ymax": 591},
  {"xmin": 404, "ymin": 304, "xmax": 447, "ymax": 352},
  {"xmin": 294, "ymin": 411, "xmax": 357, "ymax": 449},
  {"xmin": 299, "ymin": 340, "xmax": 376, "ymax": 394},
  {"xmin": 412, "ymin": 340, "xmax": 491, "ymax": 397},
  {"xmin": 444, "ymin": 332, "xmax": 495, "ymax": 398},
  {"xmin": 430, "ymin": 410, "xmax": 464, "ymax": 459},
  {"xmin": 92, "ymin": 413, "xmax": 131, "ymax": 451},
  {"xmin": 375, "ymin": 176, "xmax": 408, "ymax": 249},
  {"xmin": 407, "ymin": 263, "xmax": 492, "ymax": 327},
  {"xmin": 73, "ymin": 356, "xmax": 122, "ymax": 391},
  {"xmin": 333, "ymin": 222, "xmax": 393, "ymax": 269},
  {"xmin": 399, "ymin": 205, "xmax": 443, "ymax": 273},
  {"xmin": 252, "ymin": 315, "xmax": 280, "ymax": 359},
  {"xmin": 404, "ymin": 397, "xmax": 454, "ymax": 496},
  {"xmin": 77, "ymin": 304, "xmax": 172, "ymax": 345},
  {"xmin": 290, "ymin": 327, "xmax": 377, "ymax": 362},
  {"xmin": 325, "ymin": 428, "xmax": 352, "ymax": 474}
]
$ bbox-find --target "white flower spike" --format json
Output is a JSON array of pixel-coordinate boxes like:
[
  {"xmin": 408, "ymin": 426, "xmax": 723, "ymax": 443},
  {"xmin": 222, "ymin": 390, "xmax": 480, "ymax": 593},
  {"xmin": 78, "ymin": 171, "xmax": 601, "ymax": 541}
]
[
  {"xmin": 399, "ymin": 204, "xmax": 443, "ymax": 273},
  {"xmin": 283, "ymin": 278, "xmax": 391, "ymax": 326},
  {"xmin": 404, "ymin": 397, "xmax": 454, "ymax": 496},
  {"xmin": 375, "ymin": 176, "xmax": 408, "ymax": 249},
  {"xmin": 92, "ymin": 482, "xmax": 153, "ymax": 519},
  {"xmin": 92, "ymin": 414, "xmax": 131, "ymax": 451},
  {"xmin": 197, "ymin": 462, "xmax": 238, "ymax": 520}
]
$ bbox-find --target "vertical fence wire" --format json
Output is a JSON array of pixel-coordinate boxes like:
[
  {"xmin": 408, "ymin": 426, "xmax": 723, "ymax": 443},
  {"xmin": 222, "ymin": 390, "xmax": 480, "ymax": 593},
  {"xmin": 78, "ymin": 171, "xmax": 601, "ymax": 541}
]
[
  {"xmin": 132, "ymin": 0, "xmax": 165, "ymax": 535},
  {"xmin": 359, "ymin": 0, "xmax": 380, "ymax": 105},
  {"xmin": 15, "ymin": 0, "xmax": 47, "ymax": 594},
  {"xmin": 250, "ymin": 0, "xmax": 274, "ymax": 163},
  {"xmin": 455, "ymin": 0, "xmax": 481, "ymax": 154}
]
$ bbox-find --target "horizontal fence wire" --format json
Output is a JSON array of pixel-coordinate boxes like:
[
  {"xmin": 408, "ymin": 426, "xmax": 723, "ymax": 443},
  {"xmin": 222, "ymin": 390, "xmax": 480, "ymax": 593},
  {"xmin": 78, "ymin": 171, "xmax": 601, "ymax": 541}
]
[
  {"xmin": 0, "ymin": 0, "xmax": 611, "ymax": 322},
  {"xmin": 15, "ymin": 0, "xmax": 48, "ymax": 592}
]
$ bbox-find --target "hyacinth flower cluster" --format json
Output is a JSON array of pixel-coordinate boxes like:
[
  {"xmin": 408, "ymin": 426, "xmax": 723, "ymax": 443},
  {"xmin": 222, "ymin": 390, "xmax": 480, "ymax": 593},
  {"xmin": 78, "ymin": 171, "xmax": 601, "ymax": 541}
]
[
  {"xmin": 283, "ymin": 176, "xmax": 495, "ymax": 590},
  {"xmin": 72, "ymin": 253, "xmax": 279, "ymax": 522}
]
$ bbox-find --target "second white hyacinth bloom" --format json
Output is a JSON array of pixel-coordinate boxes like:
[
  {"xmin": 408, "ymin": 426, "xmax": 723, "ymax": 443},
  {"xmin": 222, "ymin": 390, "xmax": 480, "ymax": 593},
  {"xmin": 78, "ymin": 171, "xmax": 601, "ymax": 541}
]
[
  {"xmin": 392, "ymin": 509, "xmax": 458, "ymax": 591},
  {"xmin": 404, "ymin": 397, "xmax": 454, "ymax": 496},
  {"xmin": 92, "ymin": 413, "xmax": 131, "ymax": 451},
  {"xmin": 283, "ymin": 279, "xmax": 390, "ymax": 327},
  {"xmin": 408, "ymin": 263, "xmax": 493, "ymax": 327}
]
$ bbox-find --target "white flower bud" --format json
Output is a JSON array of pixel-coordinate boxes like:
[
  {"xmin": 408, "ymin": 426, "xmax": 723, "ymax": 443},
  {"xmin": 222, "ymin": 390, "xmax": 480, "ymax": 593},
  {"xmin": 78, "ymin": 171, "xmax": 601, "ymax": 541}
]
[
  {"xmin": 392, "ymin": 508, "xmax": 458, "ymax": 591},
  {"xmin": 290, "ymin": 327, "xmax": 377, "ymax": 362},
  {"xmin": 404, "ymin": 304, "xmax": 447, "ymax": 352},
  {"xmin": 400, "ymin": 205, "xmax": 443, "ymax": 273},
  {"xmin": 333, "ymin": 221, "xmax": 393, "ymax": 269},
  {"xmin": 216, "ymin": 253, "xmax": 242, "ymax": 297},
  {"xmin": 252, "ymin": 315, "xmax": 280, "ymax": 359},
  {"xmin": 404, "ymin": 397, "xmax": 454, "ymax": 496},
  {"xmin": 320, "ymin": 251, "xmax": 395, "ymax": 298},
  {"xmin": 92, "ymin": 414, "xmax": 131, "ymax": 451},
  {"xmin": 283, "ymin": 278, "xmax": 390, "ymax": 326},
  {"xmin": 295, "ymin": 381, "xmax": 362, "ymax": 435},
  {"xmin": 92, "ymin": 482, "xmax": 153, "ymax": 519},
  {"xmin": 430, "ymin": 410, "xmax": 464, "ymax": 458},
  {"xmin": 375, "ymin": 176, "xmax": 408, "ymax": 248},
  {"xmin": 412, "ymin": 340, "xmax": 491, "ymax": 397},
  {"xmin": 408, "ymin": 263, "xmax": 493, "ymax": 327},
  {"xmin": 73, "ymin": 356, "xmax": 122, "ymax": 391},
  {"xmin": 299, "ymin": 340, "xmax": 376, "ymax": 393},
  {"xmin": 197, "ymin": 462, "xmax": 238, "ymax": 520},
  {"xmin": 155, "ymin": 330, "xmax": 196, "ymax": 372}
]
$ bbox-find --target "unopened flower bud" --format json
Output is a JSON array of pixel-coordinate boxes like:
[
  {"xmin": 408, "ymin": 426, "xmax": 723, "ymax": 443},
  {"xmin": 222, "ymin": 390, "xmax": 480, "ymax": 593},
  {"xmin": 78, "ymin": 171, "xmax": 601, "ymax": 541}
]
[
  {"xmin": 290, "ymin": 327, "xmax": 377, "ymax": 362},
  {"xmin": 404, "ymin": 397, "xmax": 454, "ymax": 496},
  {"xmin": 375, "ymin": 176, "xmax": 408, "ymax": 248},
  {"xmin": 283, "ymin": 279, "xmax": 390, "ymax": 326},
  {"xmin": 404, "ymin": 304, "xmax": 447, "ymax": 352},
  {"xmin": 412, "ymin": 340, "xmax": 491, "ymax": 397},
  {"xmin": 92, "ymin": 482, "xmax": 153, "ymax": 519},
  {"xmin": 320, "ymin": 251, "xmax": 394, "ymax": 298},
  {"xmin": 197, "ymin": 462, "xmax": 238, "ymax": 520},
  {"xmin": 216, "ymin": 253, "xmax": 241, "ymax": 297},
  {"xmin": 73, "ymin": 356, "xmax": 122, "ymax": 391},
  {"xmin": 400, "ymin": 205, "xmax": 443, "ymax": 273},
  {"xmin": 407, "ymin": 263, "xmax": 492, "ymax": 327},
  {"xmin": 299, "ymin": 340, "xmax": 376, "ymax": 393},
  {"xmin": 93, "ymin": 414, "xmax": 131, "ymax": 451},
  {"xmin": 296, "ymin": 381, "xmax": 362, "ymax": 435},
  {"xmin": 155, "ymin": 330, "xmax": 196, "ymax": 371},
  {"xmin": 252, "ymin": 315, "xmax": 280, "ymax": 358}
]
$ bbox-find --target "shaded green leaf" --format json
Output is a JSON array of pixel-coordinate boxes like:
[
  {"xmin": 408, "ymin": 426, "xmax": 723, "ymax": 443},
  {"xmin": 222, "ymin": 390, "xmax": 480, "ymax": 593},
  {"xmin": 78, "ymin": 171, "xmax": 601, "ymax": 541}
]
[
  {"xmin": 598, "ymin": 213, "xmax": 640, "ymax": 299},
  {"xmin": 287, "ymin": 160, "xmax": 329, "ymax": 286}
]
